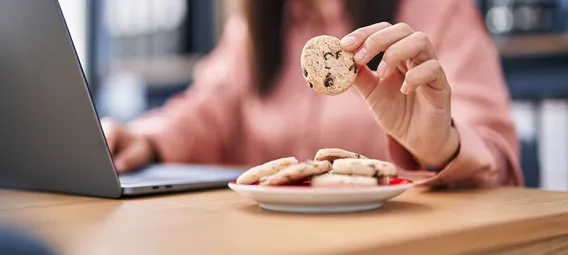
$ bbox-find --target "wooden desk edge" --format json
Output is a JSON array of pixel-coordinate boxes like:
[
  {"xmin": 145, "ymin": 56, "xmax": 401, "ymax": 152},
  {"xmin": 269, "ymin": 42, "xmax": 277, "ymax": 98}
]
[{"xmin": 343, "ymin": 212, "xmax": 568, "ymax": 255}]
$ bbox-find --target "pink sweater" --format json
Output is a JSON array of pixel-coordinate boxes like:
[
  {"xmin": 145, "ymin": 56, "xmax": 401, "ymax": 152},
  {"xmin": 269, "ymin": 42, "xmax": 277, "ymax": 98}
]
[{"xmin": 131, "ymin": 0, "xmax": 523, "ymax": 187}]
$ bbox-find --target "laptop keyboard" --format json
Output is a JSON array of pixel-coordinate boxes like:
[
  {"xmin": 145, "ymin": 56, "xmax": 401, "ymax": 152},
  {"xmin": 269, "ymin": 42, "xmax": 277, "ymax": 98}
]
[
  {"xmin": 118, "ymin": 164, "xmax": 243, "ymax": 186},
  {"xmin": 119, "ymin": 175, "xmax": 193, "ymax": 185}
]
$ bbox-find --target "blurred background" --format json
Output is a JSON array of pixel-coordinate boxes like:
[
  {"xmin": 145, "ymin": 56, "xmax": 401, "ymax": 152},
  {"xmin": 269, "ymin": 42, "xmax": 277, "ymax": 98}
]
[{"xmin": 57, "ymin": 0, "xmax": 568, "ymax": 191}]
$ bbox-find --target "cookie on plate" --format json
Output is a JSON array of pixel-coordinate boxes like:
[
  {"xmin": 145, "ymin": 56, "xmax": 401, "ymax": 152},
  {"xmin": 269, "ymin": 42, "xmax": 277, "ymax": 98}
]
[
  {"xmin": 259, "ymin": 160, "xmax": 332, "ymax": 186},
  {"xmin": 311, "ymin": 174, "xmax": 378, "ymax": 187},
  {"xmin": 300, "ymin": 35, "xmax": 357, "ymax": 96},
  {"xmin": 331, "ymin": 158, "xmax": 397, "ymax": 185},
  {"xmin": 236, "ymin": 157, "xmax": 299, "ymax": 184},
  {"xmin": 314, "ymin": 148, "xmax": 367, "ymax": 163}
]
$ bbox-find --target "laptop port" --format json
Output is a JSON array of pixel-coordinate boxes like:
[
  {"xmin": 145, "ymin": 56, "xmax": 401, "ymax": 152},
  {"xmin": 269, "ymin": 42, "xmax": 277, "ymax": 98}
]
[
  {"xmin": 165, "ymin": 185, "xmax": 173, "ymax": 189},
  {"xmin": 152, "ymin": 186, "xmax": 159, "ymax": 190}
]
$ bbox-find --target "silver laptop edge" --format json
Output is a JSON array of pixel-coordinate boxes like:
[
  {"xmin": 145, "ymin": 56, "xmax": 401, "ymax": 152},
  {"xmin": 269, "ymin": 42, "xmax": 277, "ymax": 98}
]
[{"xmin": 0, "ymin": 0, "xmax": 242, "ymax": 198}]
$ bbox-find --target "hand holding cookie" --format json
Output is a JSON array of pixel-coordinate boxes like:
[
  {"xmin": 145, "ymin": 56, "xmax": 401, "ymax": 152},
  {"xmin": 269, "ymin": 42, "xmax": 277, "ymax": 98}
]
[{"xmin": 338, "ymin": 22, "xmax": 460, "ymax": 169}]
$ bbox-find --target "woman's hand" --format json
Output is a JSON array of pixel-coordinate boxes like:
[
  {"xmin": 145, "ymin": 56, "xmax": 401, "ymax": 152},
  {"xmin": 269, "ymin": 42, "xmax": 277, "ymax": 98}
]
[
  {"xmin": 101, "ymin": 118, "xmax": 156, "ymax": 173},
  {"xmin": 341, "ymin": 22, "xmax": 460, "ymax": 168}
]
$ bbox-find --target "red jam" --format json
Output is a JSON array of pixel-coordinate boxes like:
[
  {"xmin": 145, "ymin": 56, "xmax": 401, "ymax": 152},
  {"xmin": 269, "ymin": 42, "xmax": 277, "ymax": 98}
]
[{"xmin": 389, "ymin": 178, "xmax": 413, "ymax": 185}]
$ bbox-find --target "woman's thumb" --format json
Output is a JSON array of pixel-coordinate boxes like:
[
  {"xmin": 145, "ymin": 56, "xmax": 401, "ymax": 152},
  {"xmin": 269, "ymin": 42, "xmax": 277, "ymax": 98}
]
[{"xmin": 353, "ymin": 65, "xmax": 379, "ymax": 100}]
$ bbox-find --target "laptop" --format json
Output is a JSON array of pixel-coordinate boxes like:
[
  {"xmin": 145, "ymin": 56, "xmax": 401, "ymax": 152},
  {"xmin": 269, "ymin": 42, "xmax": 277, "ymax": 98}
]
[{"xmin": 0, "ymin": 0, "xmax": 243, "ymax": 198}]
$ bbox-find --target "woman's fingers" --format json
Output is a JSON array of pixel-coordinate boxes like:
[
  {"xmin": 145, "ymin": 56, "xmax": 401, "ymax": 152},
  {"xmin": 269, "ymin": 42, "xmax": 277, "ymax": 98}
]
[
  {"xmin": 113, "ymin": 139, "xmax": 151, "ymax": 173},
  {"xmin": 353, "ymin": 64, "xmax": 380, "ymax": 100},
  {"xmin": 381, "ymin": 31, "xmax": 436, "ymax": 77},
  {"xmin": 344, "ymin": 22, "xmax": 444, "ymax": 96},
  {"xmin": 402, "ymin": 59, "xmax": 448, "ymax": 94},
  {"xmin": 340, "ymin": 22, "xmax": 392, "ymax": 50},
  {"xmin": 100, "ymin": 118, "xmax": 122, "ymax": 155},
  {"xmin": 345, "ymin": 23, "xmax": 415, "ymax": 66}
]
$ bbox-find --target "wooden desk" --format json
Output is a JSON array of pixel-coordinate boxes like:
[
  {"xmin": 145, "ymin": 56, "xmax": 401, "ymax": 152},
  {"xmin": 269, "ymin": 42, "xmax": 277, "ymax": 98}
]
[{"xmin": 1, "ymin": 187, "xmax": 568, "ymax": 255}]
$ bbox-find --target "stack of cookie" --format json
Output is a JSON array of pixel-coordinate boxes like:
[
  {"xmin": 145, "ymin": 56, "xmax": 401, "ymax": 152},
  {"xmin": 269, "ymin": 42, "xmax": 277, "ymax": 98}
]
[{"xmin": 235, "ymin": 148, "xmax": 397, "ymax": 188}]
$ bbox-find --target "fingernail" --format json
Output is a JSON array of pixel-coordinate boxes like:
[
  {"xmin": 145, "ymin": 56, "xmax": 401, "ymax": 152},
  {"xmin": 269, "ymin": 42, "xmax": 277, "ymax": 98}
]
[
  {"xmin": 354, "ymin": 48, "xmax": 366, "ymax": 62},
  {"xmin": 340, "ymin": 36, "xmax": 356, "ymax": 47},
  {"xmin": 377, "ymin": 61, "xmax": 387, "ymax": 78},
  {"xmin": 401, "ymin": 81, "xmax": 409, "ymax": 94}
]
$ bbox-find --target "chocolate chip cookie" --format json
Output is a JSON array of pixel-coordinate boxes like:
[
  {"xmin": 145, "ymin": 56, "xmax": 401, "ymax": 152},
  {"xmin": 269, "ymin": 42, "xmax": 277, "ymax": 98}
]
[
  {"xmin": 314, "ymin": 148, "xmax": 368, "ymax": 163},
  {"xmin": 311, "ymin": 174, "xmax": 379, "ymax": 187},
  {"xmin": 331, "ymin": 158, "xmax": 397, "ymax": 185},
  {"xmin": 259, "ymin": 160, "xmax": 332, "ymax": 186},
  {"xmin": 236, "ymin": 157, "xmax": 299, "ymax": 184},
  {"xmin": 300, "ymin": 35, "xmax": 357, "ymax": 95}
]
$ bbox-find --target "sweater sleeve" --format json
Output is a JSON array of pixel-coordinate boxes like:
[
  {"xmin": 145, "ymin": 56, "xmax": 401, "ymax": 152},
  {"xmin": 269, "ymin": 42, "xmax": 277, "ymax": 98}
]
[{"xmin": 127, "ymin": 17, "xmax": 250, "ymax": 164}]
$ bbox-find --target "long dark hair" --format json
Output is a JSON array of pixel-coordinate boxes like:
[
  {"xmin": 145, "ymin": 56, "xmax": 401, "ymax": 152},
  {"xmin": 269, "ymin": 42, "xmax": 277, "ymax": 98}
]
[{"xmin": 244, "ymin": 0, "xmax": 400, "ymax": 95}]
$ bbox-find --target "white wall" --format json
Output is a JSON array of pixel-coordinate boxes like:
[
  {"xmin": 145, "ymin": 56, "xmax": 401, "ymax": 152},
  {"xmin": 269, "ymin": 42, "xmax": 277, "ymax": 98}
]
[
  {"xmin": 512, "ymin": 100, "xmax": 568, "ymax": 191},
  {"xmin": 57, "ymin": 0, "xmax": 88, "ymax": 75},
  {"xmin": 537, "ymin": 101, "xmax": 568, "ymax": 191}
]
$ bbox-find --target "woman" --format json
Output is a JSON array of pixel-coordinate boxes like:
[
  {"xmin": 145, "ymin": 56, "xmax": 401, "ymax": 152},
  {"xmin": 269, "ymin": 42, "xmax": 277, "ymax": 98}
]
[{"xmin": 102, "ymin": 0, "xmax": 523, "ymax": 188}]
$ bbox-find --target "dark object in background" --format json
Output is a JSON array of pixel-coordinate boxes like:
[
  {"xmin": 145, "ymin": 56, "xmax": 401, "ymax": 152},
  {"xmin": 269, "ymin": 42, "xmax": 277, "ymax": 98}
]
[
  {"xmin": 501, "ymin": 56, "xmax": 568, "ymax": 99},
  {"xmin": 479, "ymin": 0, "xmax": 566, "ymax": 35},
  {"xmin": 146, "ymin": 82, "xmax": 190, "ymax": 110},
  {"xmin": 521, "ymin": 139, "xmax": 541, "ymax": 188},
  {"xmin": 0, "ymin": 227, "xmax": 57, "ymax": 255}
]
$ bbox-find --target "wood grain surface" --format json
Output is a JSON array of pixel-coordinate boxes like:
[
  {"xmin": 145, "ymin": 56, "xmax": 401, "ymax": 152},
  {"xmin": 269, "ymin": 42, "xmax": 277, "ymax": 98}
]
[{"xmin": 1, "ymin": 187, "xmax": 568, "ymax": 255}]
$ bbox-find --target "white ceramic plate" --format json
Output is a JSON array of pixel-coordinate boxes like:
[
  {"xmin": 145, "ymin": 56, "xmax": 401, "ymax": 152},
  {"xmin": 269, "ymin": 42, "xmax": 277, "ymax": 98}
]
[{"xmin": 228, "ymin": 178, "xmax": 414, "ymax": 214}]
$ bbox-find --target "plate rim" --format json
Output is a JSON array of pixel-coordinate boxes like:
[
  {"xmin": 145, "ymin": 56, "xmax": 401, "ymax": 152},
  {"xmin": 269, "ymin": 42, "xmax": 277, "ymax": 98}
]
[{"xmin": 228, "ymin": 182, "xmax": 414, "ymax": 194}]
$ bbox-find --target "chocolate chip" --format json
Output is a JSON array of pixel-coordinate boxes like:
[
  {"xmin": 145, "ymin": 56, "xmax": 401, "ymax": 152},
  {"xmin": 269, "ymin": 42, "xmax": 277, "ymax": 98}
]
[
  {"xmin": 325, "ymin": 66, "xmax": 330, "ymax": 69},
  {"xmin": 349, "ymin": 64, "xmax": 358, "ymax": 74},
  {"xmin": 303, "ymin": 68, "xmax": 308, "ymax": 77},
  {"xmin": 308, "ymin": 82, "xmax": 313, "ymax": 88},
  {"xmin": 335, "ymin": 51, "xmax": 341, "ymax": 59},
  {"xmin": 324, "ymin": 52, "xmax": 334, "ymax": 60},
  {"xmin": 324, "ymin": 73, "xmax": 334, "ymax": 87}
]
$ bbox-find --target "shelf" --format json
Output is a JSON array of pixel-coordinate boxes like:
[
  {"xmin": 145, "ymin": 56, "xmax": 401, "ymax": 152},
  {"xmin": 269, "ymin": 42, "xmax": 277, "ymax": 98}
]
[
  {"xmin": 494, "ymin": 34, "xmax": 568, "ymax": 58},
  {"xmin": 107, "ymin": 55, "xmax": 200, "ymax": 86}
]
